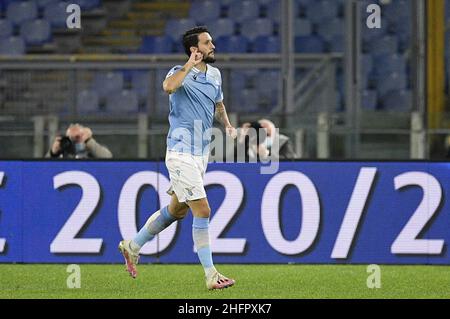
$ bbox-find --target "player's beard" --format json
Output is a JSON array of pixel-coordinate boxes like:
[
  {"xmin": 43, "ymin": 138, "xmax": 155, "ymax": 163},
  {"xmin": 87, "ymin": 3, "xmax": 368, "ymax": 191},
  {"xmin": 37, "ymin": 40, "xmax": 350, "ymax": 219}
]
[{"xmin": 203, "ymin": 51, "xmax": 216, "ymax": 63}]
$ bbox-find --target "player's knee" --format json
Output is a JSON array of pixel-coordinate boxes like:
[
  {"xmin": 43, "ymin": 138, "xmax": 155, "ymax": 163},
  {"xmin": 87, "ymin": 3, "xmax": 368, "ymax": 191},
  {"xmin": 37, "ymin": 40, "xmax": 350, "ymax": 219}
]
[
  {"xmin": 169, "ymin": 205, "xmax": 189, "ymax": 219},
  {"xmin": 177, "ymin": 207, "xmax": 190, "ymax": 219},
  {"xmin": 196, "ymin": 205, "xmax": 211, "ymax": 218}
]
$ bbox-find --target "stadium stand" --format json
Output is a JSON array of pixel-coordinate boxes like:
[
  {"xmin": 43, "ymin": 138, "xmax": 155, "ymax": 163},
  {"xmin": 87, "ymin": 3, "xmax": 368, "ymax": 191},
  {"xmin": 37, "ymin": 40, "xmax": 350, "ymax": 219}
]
[
  {"xmin": 20, "ymin": 19, "xmax": 52, "ymax": 46},
  {"xmin": 92, "ymin": 71, "xmax": 124, "ymax": 99},
  {"xmin": 0, "ymin": 19, "xmax": 13, "ymax": 38},
  {"xmin": 0, "ymin": 36, "xmax": 26, "ymax": 55},
  {"xmin": 106, "ymin": 89, "xmax": 139, "ymax": 114},
  {"xmin": 6, "ymin": 1, "xmax": 38, "ymax": 27},
  {"xmin": 0, "ymin": 0, "xmax": 429, "ymax": 114},
  {"xmin": 139, "ymin": 35, "xmax": 174, "ymax": 54},
  {"xmin": 77, "ymin": 89, "xmax": 100, "ymax": 114}
]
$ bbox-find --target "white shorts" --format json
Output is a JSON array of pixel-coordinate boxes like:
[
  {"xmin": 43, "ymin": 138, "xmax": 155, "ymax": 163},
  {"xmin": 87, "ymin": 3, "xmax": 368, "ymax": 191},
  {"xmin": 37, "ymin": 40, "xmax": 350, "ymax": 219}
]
[{"xmin": 165, "ymin": 150, "xmax": 209, "ymax": 203}]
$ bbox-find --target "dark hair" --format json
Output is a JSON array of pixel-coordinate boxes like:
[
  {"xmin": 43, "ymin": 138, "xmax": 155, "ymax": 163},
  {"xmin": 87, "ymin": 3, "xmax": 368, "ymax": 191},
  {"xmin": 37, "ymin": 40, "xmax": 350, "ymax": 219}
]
[{"xmin": 182, "ymin": 26, "xmax": 210, "ymax": 56}]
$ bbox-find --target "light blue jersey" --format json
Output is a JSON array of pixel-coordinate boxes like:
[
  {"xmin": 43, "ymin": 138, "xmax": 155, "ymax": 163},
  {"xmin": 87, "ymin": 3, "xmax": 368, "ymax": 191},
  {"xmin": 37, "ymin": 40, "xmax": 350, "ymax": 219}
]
[{"xmin": 165, "ymin": 64, "xmax": 223, "ymax": 155}]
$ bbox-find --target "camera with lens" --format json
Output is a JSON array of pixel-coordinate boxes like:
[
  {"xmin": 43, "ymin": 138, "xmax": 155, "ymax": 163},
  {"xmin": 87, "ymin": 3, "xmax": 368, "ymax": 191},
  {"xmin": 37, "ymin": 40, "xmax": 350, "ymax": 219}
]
[{"xmin": 59, "ymin": 136, "xmax": 75, "ymax": 156}]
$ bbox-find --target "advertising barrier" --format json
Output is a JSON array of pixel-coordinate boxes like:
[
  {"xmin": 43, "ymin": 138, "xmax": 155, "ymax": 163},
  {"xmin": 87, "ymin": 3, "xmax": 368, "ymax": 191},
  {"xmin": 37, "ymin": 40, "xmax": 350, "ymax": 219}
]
[{"xmin": 0, "ymin": 160, "xmax": 449, "ymax": 264}]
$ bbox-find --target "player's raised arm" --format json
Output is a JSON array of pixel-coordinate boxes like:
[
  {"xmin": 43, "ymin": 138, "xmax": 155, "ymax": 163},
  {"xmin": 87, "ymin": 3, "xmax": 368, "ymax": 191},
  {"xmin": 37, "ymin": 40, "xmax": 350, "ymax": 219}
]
[
  {"xmin": 162, "ymin": 48, "xmax": 203, "ymax": 94},
  {"xmin": 215, "ymin": 101, "xmax": 237, "ymax": 139}
]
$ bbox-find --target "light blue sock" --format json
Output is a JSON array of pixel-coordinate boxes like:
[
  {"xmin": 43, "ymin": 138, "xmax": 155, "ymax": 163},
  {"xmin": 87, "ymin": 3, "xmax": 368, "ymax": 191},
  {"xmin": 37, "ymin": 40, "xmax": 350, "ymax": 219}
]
[
  {"xmin": 193, "ymin": 217, "xmax": 216, "ymax": 276},
  {"xmin": 132, "ymin": 206, "xmax": 177, "ymax": 251}
]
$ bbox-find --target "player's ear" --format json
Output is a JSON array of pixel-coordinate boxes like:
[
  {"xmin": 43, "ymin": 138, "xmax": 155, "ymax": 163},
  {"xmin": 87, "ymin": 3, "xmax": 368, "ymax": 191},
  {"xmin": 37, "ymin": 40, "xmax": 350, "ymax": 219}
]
[{"xmin": 190, "ymin": 46, "xmax": 198, "ymax": 54}]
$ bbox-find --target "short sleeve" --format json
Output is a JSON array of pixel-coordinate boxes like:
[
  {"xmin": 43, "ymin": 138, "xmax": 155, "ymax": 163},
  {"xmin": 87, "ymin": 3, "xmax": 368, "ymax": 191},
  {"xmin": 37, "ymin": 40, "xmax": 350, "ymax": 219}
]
[
  {"xmin": 166, "ymin": 65, "xmax": 183, "ymax": 79},
  {"xmin": 215, "ymin": 70, "xmax": 224, "ymax": 103}
]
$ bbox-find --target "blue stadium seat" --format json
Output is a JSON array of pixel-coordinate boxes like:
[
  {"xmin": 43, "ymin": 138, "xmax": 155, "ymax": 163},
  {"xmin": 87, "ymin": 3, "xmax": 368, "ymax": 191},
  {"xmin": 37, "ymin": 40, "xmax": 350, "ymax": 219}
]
[
  {"xmin": 397, "ymin": 33, "xmax": 411, "ymax": 54},
  {"xmin": 93, "ymin": 72, "xmax": 124, "ymax": 98},
  {"xmin": 231, "ymin": 89, "xmax": 259, "ymax": 113},
  {"xmin": 165, "ymin": 18, "xmax": 197, "ymax": 41},
  {"xmin": 20, "ymin": 19, "xmax": 51, "ymax": 46},
  {"xmin": 306, "ymin": 0, "xmax": 338, "ymax": 24},
  {"xmin": 1, "ymin": 0, "xmax": 17, "ymax": 10},
  {"xmin": 131, "ymin": 71, "xmax": 151, "ymax": 101},
  {"xmin": 257, "ymin": 0, "xmax": 274, "ymax": 6},
  {"xmin": 106, "ymin": 90, "xmax": 139, "ymax": 113},
  {"xmin": 381, "ymin": 89, "xmax": 412, "ymax": 111},
  {"xmin": 384, "ymin": 0, "xmax": 411, "ymax": 25},
  {"xmin": 373, "ymin": 54, "xmax": 407, "ymax": 78},
  {"xmin": 317, "ymin": 18, "xmax": 343, "ymax": 42},
  {"xmin": 189, "ymin": 0, "xmax": 221, "ymax": 23},
  {"xmin": 230, "ymin": 71, "xmax": 249, "ymax": 92},
  {"xmin": 240, "ymin": 18, "xmax": 274, "ymax": 41},
  {"xmin": 389, "ymin": 15, "xmax": 411, "ymax": 36},
  {"xmin": 361, "ymin": 23, "xmax": 387, "ymax": 43},
  {"xmin": 361, "ymin": 90, "xmax": 377, "ymax": 110},
  {"xmin": 328, "ymin": 34, "xmax": 344, "ymax": 53},
  {"xmin": 446, "ymin": 0, "xmax": 450, "ymax": 19},
  {"xmin": 207, "ymin": 18, "xmax": 235, "ymax": 39},
  {"xmin": 172, "ymin": 41, "xmax": 186, "ymax": 54},
  {"xmin": 36, "ymin": 0, "xmax": 58, "ymax": 10},
  {"xmin": 256, "ymin": 70, "xmax": 279, "ymax": 104},
  {"xmin": 294, "ymin": 18, "xmax": 312, "ymax": 36},
  {"xmin": 389, "ymin": 12, "xmax": 411, "ymax": 52},
  {"xmin": 77, "ymin": 90, "xmax": 100, "ymax": 114},
  {"xmin": 6, "ymin": 1, "xmax": 38, "ymax": 26},
  {"xmin": 367, "ymin": 36, "xmax": 398, "ymax": 57},
  {"xmin": 296, "ymin": 0, "xmax": 315, "ymax": 8},
  {"xmin": 296, "ymin": 0, "xmax": 314, "ymax": 16},
  {"xmin": 376, "ymin": 72, "xmax": 407, "ymax": 97},
  {"xmin": 219, "ymin": 0, "xmax": 238, "ymax": 17},
  {"xmin": 0, "ymin": 36, "xmax": 26, "ymax": 55},
  {"xmin": 70, "ymin": 0, "xmax": 101, "ymax": 10},
  {"xmin": 0, "ymin": 19, "xmax": 13, "ymax": 39},
  {"xmin": 139, "ymin": 36, "xmax": 173, "ymax": 54},
  {"xmin": 233, "ymin": 70, "xmax": 259, "ymax": 90},
  {"xmin": 228, "ymin": 0, "xmax": 260, "ymax": 23},
  {"xmin": 215, "ymin": 35, "xmax": 250, "ymax": 53},
  {"xmin": 252, "ymin": 35, "xmax": 280, "ymax": 53},
  {"xmin": 260, "ymin": 0, "xmax": 282, "ymax": 29},
  {"xmin": 295, "ymin": 35, "xmax": 325, "ymax": 53},
  {"xmin": 265, "ymin": 0, "xmax": 280, "ymax": 22},
  {"xmin": 44, "ymin": 1, "xmax": 70, "ymax": 28}
]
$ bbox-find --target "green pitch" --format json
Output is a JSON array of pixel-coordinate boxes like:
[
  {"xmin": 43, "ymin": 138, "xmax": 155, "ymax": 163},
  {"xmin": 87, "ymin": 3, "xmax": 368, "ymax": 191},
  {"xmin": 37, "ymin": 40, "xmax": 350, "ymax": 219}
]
[{"xmin": 0, "ymin": 264, "xmax": 449, "ymax": 299}]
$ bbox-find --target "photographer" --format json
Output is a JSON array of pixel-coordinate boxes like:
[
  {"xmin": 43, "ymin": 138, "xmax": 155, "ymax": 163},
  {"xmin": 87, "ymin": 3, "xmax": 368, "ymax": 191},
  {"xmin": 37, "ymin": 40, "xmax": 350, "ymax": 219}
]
[
  {"xmin": 235, "ymin": 119, "xmax": 297, "ymax": 162},
  {"xmin": 45, "ymin": 123, "xmax": 112, "ymax": 159}
]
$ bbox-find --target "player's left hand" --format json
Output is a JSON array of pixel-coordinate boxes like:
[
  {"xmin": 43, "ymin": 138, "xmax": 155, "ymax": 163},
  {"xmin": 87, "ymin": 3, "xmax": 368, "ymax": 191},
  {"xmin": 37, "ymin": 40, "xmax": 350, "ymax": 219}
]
[{"xmin": 226, "ymin": 125, "xmax": 237, "ymax": 139}]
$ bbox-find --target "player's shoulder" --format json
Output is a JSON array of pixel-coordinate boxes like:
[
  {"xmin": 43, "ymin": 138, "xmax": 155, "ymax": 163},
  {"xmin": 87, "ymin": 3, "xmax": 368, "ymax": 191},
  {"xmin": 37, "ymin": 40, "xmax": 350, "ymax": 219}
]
[
  {"xmin": 207, "ymin": 65, "xmax": 222, "ymax": 83},
  {"xmin": 170, "ymin": 65, "xmax": 184, "ymax": 72},
  {"xmin": 207, "ymin": 64, "xmax": 221, "ymax": 76},
  {"xmin": 166, "ymin": 65, "xmax": 184, "ymax": 77}
]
